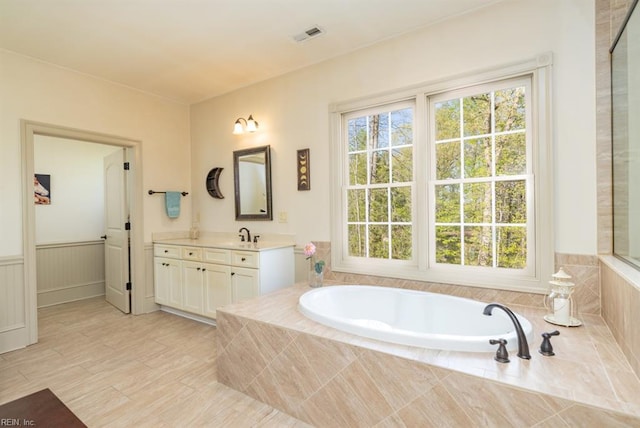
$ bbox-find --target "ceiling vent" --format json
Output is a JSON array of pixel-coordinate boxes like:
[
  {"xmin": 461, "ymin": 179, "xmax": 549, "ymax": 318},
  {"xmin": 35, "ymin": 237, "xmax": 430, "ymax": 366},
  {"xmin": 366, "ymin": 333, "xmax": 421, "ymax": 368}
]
[{"xmin": 292, "ymin": 26, "xmax": 325, "ymax": 43}]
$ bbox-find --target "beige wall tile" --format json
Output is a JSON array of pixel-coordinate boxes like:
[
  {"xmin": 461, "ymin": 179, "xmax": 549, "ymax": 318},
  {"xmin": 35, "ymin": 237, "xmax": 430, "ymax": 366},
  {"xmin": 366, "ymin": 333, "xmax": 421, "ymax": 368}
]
[
  {"xmin": 358, "ymin": 348, "xmax": 440, "ymax": 411},
  {"xmin": 440, "ymin": 372, "xmax": 555, "ymax": 426},
  {"xmin": 245, "ymin": 319, "xmax": 296, "ymax": 362},
  {"xmin": 215, "ymin": 311, "xmax": 245, "ymax": 350},
  {"xmin": 216, "ymin": 321, "xmax": 268, "ymax": 392},
  {"xmin": 397, "ymin": 383, "xmax": 473, "ymax": 427},
  {"xmin": 558, "ymin": 404, "xmax": 640, "ymax": 427},
  {"xmin": 601, "ymin": 259, "xmax": 640, "ymax": 378},
  {"xmin": 299, "ymin": 360, "xmax": 392, "ymax": 427},
  {"xmin": 294, "ymin": 333, "xmax": 359, "ymax": 385},
  {"xmin": 245, "ymin": 365, "xmax": 300, "ymax": 416},
  {"xmin": 533, "ymin": 414, "xmax": 570, "ymax": 428}
]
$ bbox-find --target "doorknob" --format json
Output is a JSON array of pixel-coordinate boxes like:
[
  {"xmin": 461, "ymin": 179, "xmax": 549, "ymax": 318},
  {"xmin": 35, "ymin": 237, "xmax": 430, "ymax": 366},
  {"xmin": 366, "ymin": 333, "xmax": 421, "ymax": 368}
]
[{"xmin": 100, "ymin": 235, "xmax": 107, "ymax": 240}]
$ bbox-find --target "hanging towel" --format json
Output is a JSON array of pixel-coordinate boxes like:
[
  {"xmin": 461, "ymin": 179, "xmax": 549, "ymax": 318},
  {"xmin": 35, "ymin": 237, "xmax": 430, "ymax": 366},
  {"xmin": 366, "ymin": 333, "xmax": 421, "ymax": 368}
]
[{"xmin": 165, "ymin": 192, "xmax": 181, "ymax": 219}]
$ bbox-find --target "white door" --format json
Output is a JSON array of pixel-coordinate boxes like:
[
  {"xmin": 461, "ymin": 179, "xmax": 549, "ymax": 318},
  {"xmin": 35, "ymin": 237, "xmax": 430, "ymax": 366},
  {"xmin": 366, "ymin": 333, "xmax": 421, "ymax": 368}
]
[{"xmin": 104, "ymin": 149, "xmax": 130, "ymax": 313}]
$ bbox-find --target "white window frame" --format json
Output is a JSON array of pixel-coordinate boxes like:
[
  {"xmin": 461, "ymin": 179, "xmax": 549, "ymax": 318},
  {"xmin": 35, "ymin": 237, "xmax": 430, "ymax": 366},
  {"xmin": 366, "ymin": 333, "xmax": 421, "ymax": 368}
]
[
  {"xmin": 342, "ymin": 101, "xmax": 417, "ymax": 266},
  {"xmin": 330, "ymin": 54, "xmax": 554, "ymax": 293}
]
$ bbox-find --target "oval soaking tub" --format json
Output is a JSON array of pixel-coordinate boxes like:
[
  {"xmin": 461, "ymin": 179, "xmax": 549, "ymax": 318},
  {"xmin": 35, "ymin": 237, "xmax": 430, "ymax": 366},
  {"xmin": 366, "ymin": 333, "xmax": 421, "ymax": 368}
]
[{"xmin": 298, "ymin": 285, "xmax": 533, "ymax": 353}]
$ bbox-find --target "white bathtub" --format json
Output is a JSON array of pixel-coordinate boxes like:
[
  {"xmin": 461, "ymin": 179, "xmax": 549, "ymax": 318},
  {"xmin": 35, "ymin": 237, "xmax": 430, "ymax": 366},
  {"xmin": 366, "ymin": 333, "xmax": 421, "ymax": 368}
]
[{"xmin": 298, "ymin": 285, "xmax": 534, "ymax": 353}]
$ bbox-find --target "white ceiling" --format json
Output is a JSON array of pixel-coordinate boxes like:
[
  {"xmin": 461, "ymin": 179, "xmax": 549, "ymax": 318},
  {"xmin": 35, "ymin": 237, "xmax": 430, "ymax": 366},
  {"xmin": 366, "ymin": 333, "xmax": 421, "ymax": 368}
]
[{"xmin": 0, "ymin": 0, "xmax": 505, "ymax": 104}]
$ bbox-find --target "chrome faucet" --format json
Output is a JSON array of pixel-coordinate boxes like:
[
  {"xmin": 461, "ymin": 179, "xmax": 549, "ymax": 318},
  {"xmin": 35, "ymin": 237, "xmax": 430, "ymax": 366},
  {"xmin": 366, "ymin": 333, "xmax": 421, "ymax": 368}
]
[
  {"xmin": 483, "ymin": 303, "xmax": 531, "ymax": 360},
  {"xmin": 238, "ymin": 227, "xmax": 251, "ymax": 243}
]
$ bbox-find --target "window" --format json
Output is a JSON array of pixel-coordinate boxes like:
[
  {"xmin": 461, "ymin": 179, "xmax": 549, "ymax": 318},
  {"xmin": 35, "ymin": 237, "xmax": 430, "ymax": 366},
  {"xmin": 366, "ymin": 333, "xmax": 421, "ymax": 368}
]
[
  {"xmin": 430, "ymin": 78, "xmax": 532, "ymax": 272},
  {"xmin": 331, "ymin": 56, "xmax": 553, "ymax": 292},
  {"xmin": 345, "ymin": 102, "xmax": 414, "ymax": 261}
]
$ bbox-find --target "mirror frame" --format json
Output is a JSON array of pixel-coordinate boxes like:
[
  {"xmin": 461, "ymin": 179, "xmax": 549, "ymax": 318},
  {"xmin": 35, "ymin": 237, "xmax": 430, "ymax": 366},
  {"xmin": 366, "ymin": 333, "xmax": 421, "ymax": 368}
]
[{"xmin": 233, "ymin": 145, "xmax": 273, "ymax": 221}]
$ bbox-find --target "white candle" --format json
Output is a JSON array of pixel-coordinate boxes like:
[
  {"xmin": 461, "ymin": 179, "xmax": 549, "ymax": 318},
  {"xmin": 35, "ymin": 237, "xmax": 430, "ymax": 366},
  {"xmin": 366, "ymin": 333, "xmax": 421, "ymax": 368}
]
[{"xmin": 554, "ymin": 297, "xmax": 570, "ymax": 324}]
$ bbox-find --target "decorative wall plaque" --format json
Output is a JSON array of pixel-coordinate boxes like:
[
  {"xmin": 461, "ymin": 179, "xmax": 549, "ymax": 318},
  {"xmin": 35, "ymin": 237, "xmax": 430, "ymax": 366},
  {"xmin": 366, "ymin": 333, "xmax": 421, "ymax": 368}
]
[{"xmin": 297, "ymin": 149, "xmax": 310, "ymax": 191}]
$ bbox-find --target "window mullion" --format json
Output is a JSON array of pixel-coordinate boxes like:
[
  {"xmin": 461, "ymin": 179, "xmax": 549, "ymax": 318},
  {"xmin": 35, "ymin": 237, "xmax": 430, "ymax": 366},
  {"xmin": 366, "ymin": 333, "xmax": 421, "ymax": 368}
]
[
  {"xmin": 491, "ymin": 91, "xmax": 497, "ymax": 268},
  {"xmin": 459, "ymin": 96, "xmax": 466, "ymax": 266}
]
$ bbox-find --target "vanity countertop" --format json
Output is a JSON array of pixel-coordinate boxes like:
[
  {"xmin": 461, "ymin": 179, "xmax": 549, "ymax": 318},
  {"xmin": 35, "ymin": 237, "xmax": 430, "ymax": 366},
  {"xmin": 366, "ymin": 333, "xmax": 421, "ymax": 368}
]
[{"xmin": 153, "ymin": 237, "xmax": 294, "ymax": 251}]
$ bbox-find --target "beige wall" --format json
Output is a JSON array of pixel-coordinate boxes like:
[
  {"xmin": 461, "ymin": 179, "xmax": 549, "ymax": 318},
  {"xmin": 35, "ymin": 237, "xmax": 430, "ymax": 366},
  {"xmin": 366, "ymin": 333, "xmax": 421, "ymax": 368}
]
[
  {"xmin": 0, "ymin": 49, "xmax": 192, "ymax": 351},
  {"xmin": 0, "ymin": 49, "xmax": 193, "ymax": 257},
  {"xmin": 34, "ymin": 136, "xmax": 120, "ymax": 244},
  {"xmin": 190, "ymin": 0, "xmax": 597, "ymax": 256}
]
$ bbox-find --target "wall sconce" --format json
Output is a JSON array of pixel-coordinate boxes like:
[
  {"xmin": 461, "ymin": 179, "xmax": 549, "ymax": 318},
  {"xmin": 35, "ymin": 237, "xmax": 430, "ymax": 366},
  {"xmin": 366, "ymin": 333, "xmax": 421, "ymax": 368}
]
[{"xmin": 233, "ymin": 115, "xmax": 259, "ymax": 134}]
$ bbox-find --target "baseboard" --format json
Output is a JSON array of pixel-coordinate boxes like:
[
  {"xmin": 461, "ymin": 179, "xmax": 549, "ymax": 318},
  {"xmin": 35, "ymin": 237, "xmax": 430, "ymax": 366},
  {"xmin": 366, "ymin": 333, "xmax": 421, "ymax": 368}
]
[
  {"xmin": 159, "ymin": 305, "xmax": 217, "ymax": 326},
  {"xmin": 37, "ymin": 281, "xmax": 105, "ymax": 308}
]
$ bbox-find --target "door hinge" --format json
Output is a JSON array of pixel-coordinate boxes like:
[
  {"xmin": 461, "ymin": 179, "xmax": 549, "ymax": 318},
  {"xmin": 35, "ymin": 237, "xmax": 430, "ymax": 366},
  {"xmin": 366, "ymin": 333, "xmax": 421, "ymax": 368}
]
[
  {"xmin": 124, "ymin": 162, "xmax": 130, "ymax": 170},
  {"xmin": 125, "ymin": 222, "xmax": 131, "ymax": 230},
  {"xmin": 126, "ymin": 282, "xmax": 132, "ymax": 291}
]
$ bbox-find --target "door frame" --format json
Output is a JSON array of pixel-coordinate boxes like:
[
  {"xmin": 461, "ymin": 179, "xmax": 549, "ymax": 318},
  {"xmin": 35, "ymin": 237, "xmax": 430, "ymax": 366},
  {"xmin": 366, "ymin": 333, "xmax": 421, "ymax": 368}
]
[{"xmin": 21, "ymin": 120, "xmax": 144, "ymax": 345}]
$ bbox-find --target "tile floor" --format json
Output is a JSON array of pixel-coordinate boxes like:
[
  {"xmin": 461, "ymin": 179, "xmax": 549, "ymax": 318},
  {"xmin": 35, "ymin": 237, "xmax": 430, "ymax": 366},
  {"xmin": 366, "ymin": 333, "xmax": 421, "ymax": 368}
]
[{"xmin": 0, "ymin": 297, "xmax": 309, "ymax": 427}]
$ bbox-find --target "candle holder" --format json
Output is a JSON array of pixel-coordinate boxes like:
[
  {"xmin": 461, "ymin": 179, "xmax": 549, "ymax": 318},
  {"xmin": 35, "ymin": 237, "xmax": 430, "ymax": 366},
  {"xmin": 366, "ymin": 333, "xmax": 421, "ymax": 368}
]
[{"xmin": 543, "ymin": 268, "xmax": 581, "ymax": 327}]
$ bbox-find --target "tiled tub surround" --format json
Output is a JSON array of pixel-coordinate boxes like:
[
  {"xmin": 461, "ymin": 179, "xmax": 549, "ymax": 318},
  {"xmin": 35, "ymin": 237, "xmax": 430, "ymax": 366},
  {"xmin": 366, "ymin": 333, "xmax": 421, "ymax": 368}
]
[
  {"xmin": 217, "ymin": 283, "xmax": 640, "ymax": 427},
  {"xmin": 601, "ymin": 256, "xmax": 640, "ymax": 379}
]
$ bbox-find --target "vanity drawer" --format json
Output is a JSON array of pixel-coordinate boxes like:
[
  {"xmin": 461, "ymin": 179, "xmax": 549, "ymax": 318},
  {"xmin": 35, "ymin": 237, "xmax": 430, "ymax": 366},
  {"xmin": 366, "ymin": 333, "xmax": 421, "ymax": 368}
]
[
  {"xmin": 182, "ymin": 247, "xmax": 203, "ymax": 261},
  {"xmin": 231, "ymin": 250, "xmax": 259, "ymax": 268},
  {"xmin": 154, "ymin": 245, "xmax": 181, "ymax": 259},
  {"xmin": 203, "ymin": 248, "xmax": 231, "ymax": 264}
]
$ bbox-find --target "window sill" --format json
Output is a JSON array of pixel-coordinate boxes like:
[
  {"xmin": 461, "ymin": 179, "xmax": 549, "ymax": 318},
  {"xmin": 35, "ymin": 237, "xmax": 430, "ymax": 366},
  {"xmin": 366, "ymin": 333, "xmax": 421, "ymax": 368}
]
[{"xmin": 332, "ymin": 260, "xmax": 548, "ymax": 294}]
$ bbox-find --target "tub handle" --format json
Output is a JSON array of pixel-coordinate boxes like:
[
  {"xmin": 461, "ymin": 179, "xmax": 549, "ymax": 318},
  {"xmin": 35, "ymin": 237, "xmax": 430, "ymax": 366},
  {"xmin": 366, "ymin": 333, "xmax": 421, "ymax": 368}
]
[
  {"xmin": 539, "ymin": 330, "xmax": 560, "ymax": 356},
  {"xmin": 489, "ymin": 338, "xmax": 510, "ymax": 363}
]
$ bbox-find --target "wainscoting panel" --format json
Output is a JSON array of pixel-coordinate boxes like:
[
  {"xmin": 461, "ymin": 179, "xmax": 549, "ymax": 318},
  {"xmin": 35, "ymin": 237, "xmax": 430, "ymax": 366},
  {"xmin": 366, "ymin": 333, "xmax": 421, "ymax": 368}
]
[
  {"xmin": 0, "ymin": 256, "xmax": 29, "ymax": 353},
  {"xmin": 36, "ymin": 241, "xmax": 105, "ymax": 307},
  {"xmin": 0, "ymin": 257, "xmax": 26, "ymax": 333}
]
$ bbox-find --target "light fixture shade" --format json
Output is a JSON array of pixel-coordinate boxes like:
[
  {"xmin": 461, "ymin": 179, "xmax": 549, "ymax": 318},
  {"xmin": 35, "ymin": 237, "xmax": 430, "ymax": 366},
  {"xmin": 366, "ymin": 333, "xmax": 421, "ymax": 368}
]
[
  {"xmin": 233, "ymin": 120, "xmax": 244, "ymax": 135},
  {"xmin": 246, "ymin": 115, "xmax": 258, "ymax": 133}
]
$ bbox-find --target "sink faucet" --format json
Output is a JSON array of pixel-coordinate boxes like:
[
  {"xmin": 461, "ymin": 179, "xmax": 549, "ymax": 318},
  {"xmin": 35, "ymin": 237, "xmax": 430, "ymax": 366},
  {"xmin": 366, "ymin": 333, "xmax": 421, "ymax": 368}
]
[
  {"xmin": 238, "ymin": 227, "xmax": 251, "ymax": 243},
  {"xmin": 483, "ymin": 303, "xmax": 531, "ymax": 359}
]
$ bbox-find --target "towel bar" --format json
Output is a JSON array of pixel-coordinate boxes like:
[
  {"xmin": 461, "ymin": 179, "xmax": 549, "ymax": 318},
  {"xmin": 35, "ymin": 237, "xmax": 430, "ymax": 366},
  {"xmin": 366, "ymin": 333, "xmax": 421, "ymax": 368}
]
[{"xmin": 148, "ymin": 190, "xmax": 188, "ymax": 196}]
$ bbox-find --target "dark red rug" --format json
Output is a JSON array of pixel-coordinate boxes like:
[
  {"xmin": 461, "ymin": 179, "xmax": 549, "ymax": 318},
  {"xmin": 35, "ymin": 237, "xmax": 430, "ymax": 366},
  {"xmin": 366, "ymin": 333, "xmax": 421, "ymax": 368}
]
[{"xmin": 0, "ymin": 388, "xmax": 86, "ymax": 427}]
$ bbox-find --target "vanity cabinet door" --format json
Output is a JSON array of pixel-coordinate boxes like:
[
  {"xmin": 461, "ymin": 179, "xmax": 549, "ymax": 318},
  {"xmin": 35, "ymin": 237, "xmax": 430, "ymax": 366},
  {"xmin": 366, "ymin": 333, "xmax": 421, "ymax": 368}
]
[
  {"xmin": 182, "ymin": 261, "xmax": 205, "ymax": 315},
  {"xmin": 154, "ymin": 257, "xmax": 181, "ymax": 307},
  {"xmin": 231, "ymin": 267, "xmax": 259, "ymax": 303},
  {"xmin": 203, "ymin": 263, "xmax": 232, "ymax": 318}
]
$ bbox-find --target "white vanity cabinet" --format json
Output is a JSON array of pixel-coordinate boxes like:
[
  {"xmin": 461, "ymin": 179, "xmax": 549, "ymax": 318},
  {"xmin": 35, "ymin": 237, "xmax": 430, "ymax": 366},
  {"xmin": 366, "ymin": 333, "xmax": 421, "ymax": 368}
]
[
  {"xmin": 153, "ymin": 241, "xmax": 293, "ymax": 319},
  {"xmin": 153, "ymin": 247, "xmax": 182, "ymax": 308}
]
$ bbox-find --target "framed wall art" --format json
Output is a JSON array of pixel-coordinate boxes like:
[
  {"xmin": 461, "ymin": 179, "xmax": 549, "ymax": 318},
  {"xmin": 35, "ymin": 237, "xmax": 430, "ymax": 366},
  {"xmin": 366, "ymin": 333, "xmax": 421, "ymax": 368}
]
[
  {"xmin": 34, "ymin": 173, "xmax": 51, "ymax": 205},
  {"xmin": 297, "ymin": 149, "xmax": 310, "ymax": 191}
]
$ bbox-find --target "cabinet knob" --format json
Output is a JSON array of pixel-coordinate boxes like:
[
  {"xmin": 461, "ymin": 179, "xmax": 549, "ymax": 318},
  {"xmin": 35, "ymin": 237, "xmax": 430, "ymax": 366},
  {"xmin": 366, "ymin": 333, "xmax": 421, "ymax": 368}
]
[
  {"xmin": 202, "ymin": 268, "xmax": 206, "ymax": 272},
  {"xmin": 189, "ymin": 252, "xmax": 193, "ymax": 255},
  {"xmin": 197, "ymin": 267, "xmax": 201, "ymax": 271},
  {"xmin": 231, "ymin": 272, "xmax": 235, "ymax": 276},
  {"xmin": 164, "ymin": 250, "xmax": 168, "ymax": 253},
  {"xmin": 241, "ymin": 257, "xmax": 246, "ymax": 262}
]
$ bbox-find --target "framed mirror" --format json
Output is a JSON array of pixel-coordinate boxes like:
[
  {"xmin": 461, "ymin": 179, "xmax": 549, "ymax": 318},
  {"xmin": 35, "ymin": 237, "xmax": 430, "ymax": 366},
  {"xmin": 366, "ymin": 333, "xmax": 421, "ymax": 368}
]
[{"xmin": 233, "ymin": 145, "xmax": 272, "ymax": 220}]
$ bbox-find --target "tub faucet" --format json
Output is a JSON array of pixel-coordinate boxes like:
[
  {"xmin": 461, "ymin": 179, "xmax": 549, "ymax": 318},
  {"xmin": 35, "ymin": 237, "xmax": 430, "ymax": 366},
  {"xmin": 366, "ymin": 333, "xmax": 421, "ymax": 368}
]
[
  {"xmin": 483, "ymin": 303, "xmax": 531, "ymax": 360},
  {"xmin": 238, "ymin": 227, "xmax": 251, "ymax": 243}
]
